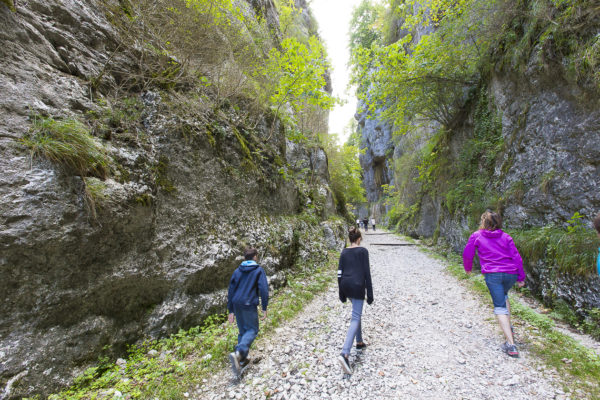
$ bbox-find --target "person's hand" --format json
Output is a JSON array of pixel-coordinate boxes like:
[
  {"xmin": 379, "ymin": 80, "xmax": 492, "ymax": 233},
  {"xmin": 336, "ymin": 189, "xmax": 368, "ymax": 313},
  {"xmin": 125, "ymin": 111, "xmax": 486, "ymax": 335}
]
[
  {"xmin": 228, "ymin": 313, "xmax": 235, "ymax": 324},
  {"xmin": 261, "ymin": 310, "xmax": 268, "ymax": 320},
  {"xmin": 517, "ymin": 281, "xmax": 525, "ymax": 288}
]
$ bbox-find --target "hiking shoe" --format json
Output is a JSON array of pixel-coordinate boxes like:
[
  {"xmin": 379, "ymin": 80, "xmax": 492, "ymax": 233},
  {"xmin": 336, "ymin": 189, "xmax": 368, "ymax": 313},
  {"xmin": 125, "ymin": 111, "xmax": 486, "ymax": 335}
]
[
  {"xmin": 240, "ymin": 357, "xmax": 250, "ymax": 368},
  {"xmin": 501, "ymin": 342, "xmax": 519, "ymax": 358},
  {"xmin": 356, "ymin": 342, "xmax": 367, "ymax": 350},
  {"xmin": 338, "ymin": 355, "xmax": 352, "ymax": 374},
  {"xmin": 229, "ymin": 351, "xmax": 241, "ymax": 375}
]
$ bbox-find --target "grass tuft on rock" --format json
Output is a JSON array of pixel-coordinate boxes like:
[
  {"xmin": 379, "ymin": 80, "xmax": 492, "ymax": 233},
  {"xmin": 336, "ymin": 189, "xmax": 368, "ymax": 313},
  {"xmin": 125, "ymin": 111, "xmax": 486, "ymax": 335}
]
[
  {"xmin": 1, "ymin": 0, "xmax": 15, "ymax": 11},
  {"xmin": 22, "ymin": 116, "xmax": 112, "ymax": 179}
]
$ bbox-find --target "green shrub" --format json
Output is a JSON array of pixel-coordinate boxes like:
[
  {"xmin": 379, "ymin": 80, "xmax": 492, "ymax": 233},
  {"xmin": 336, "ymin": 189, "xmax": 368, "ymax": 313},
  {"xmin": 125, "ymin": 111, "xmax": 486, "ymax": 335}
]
[
  {"xmin": 582, "ymin": 308, "xmax": 600, "ymax": 340},
  {"xmin": 86, "ymin": 97, "xmax": 144, "ymax": 143},
  {"xmin": 549, "ymin": 299, "xmax": 581, "ymax": 326},
  {"xmin": 22, "ymin": 116, "xmax": 112, "ymax": 178},
  {"xmin": 539, "ymin": 170, "xmax": 558, "ymax": 193},
  {"xmin": 509, "ymin": 217, "xmax": 598, "ymax": 276},
  {"xmin": 84, "ymin": 178, "xmax": 108, "ymax": 204},
  {"xmin": 497, "ymin": 0, "xmax": 600, "ymax": 92},
  {"xmin": 420, "ymin": 87, "xmax": 503, "ymax": 227},
  {"xmin": 508, "ymin": 180, "xmax": 526, "ymax": 204}
]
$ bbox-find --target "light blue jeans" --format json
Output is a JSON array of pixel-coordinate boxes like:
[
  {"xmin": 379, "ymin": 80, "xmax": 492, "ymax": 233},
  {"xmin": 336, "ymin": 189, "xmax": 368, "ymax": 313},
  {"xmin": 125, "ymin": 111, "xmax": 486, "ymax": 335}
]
[{"xmin": 342, "ymin": 298, "xmax": 364, "ymax": 356}]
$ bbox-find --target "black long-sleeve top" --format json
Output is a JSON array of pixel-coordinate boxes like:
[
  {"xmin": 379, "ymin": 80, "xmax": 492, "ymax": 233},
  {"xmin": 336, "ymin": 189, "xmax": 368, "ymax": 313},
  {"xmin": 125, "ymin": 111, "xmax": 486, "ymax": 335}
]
[{"xmin": 337, "ymin": 246, "xmax": 373, "ymax": 304}]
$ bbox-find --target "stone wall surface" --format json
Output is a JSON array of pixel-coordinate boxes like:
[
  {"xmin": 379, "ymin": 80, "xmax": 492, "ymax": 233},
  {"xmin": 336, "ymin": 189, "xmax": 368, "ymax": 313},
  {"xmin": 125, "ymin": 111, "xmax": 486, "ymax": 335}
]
[
  {"xmin": 0, "ymin": 1, "xmax": 343, "ymax": 398},
  {"xmin": 356, "ymin": 101, "xmax": 394, "ymax": 220}
]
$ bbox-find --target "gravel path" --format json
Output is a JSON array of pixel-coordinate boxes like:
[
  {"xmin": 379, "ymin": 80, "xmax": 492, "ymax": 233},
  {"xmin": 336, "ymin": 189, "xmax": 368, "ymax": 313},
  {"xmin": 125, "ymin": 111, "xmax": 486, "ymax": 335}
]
[{"xmin": 200, "ymin": 232, "xmax": 566, "ymax": 399}]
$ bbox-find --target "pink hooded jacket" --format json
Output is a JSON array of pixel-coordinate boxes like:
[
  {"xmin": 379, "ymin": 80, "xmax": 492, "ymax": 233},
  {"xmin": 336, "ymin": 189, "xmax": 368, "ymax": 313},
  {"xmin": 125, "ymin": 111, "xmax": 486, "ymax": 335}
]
[{"xmin": 462, "ymin": 229, "xmax": 525, "ymax": 282}]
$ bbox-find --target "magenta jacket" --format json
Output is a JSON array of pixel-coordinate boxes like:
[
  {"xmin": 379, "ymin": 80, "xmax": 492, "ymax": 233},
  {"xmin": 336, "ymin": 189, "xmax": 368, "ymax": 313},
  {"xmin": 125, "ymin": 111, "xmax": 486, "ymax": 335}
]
[{"xmin": 462, "ymin": 229, "xmax": 525, "ymax": 282}]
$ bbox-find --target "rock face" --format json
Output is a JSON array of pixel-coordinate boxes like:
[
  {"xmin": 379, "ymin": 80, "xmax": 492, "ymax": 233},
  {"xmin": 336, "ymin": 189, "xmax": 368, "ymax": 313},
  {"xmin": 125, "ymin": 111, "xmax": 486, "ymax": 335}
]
[
  {"xmin": 491, "ymin": 73, "xmax": 600, "ymax": 228},
  {"xmin": 357, "ymin": 102, "xmax": 394, "ymax": 203},
  {"xmin": 0, "ymin": 1, "xmax": 343, "ymax": 398}
]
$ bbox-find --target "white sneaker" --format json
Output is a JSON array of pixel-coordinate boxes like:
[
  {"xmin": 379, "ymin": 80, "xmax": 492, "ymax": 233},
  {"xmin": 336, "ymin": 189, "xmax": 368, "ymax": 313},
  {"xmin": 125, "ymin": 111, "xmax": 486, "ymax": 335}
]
[
  {"xmin": 229, "ymin": 351, "xmax": 241, "ymax": 375},
  {"xmin": 338, "ymin": 355, "xmax": 352, "ymax": 374}
]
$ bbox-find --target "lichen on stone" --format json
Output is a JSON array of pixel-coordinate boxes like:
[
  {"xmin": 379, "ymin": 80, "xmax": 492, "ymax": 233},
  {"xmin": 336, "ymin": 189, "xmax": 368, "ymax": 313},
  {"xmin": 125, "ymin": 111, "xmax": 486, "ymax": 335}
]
[{"xmin": 1, "ymin": 0, "xmax": 16, "ymax": 12}]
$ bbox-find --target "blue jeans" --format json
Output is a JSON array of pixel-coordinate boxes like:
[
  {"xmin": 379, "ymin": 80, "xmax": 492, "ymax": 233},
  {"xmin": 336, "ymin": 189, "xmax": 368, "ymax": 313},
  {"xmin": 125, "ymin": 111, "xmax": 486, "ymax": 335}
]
[
  {"xmin": 484, "ymin": 273, "xmax": 518, "ymax": 315},
  {"xmin": 342, "ymin": 298, "xmax": 364, "ymax": 356},
  {"xmin": 233, "ymin": 305, "xmax": 259, "ymax": 359}
]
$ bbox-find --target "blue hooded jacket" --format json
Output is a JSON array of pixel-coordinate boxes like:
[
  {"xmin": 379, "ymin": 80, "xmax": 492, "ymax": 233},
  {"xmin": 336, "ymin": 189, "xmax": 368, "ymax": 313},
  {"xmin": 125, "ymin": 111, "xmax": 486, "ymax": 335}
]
[{"xmin": 227, "ymin": 260, "xmax": 269, "ymax": 312}]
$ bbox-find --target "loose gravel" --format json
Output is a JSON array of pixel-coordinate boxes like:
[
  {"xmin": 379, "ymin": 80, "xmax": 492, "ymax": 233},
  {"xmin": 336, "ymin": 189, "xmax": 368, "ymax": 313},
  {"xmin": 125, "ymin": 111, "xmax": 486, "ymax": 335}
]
[{"xmin": 199, "ymin": 232, "xmax": 567, "ymax": 399}]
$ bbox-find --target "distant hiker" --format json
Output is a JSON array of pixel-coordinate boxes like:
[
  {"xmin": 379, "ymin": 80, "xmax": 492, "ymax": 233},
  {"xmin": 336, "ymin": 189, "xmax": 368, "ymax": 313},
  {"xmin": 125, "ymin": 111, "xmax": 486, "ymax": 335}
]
[
  {"xmin": 363, "ymin": 218, "xmax": 369, "ymax": 232},
  {"xmin": 337, "ymin": 226, "xmax": 373, "ymax": 374},
  {"xmin": 371, "ymin": 218, "xmax": 376, "ymax": 231},
  {"xmin": 227, "ymin": 248, "xmax": 269, "ymax": 376},
  {"xmin": 463, "ymin": 211, "xmax": 525, "ymax": 358},
  {"xmin": 594, "ymin": 213, "xmax": 600, "ymax": 275},
  {"xmin": 356, "ymin": 219, "xmax": 360, "ymax": 228}
]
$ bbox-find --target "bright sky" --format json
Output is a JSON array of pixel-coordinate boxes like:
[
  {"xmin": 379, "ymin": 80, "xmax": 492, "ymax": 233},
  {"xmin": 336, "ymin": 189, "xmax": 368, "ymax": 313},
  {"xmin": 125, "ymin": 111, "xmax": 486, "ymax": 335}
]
[{"xmin": 310, "ymin": 0, "xmax": 364, "ymax": 143}]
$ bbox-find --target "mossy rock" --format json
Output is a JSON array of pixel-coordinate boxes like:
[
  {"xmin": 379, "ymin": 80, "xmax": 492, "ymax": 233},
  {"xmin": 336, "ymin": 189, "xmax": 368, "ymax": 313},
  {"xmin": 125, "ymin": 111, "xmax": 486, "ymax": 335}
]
[{"xmin": 1, "ymin": 0, "xmax": 15, "ymax": 12}]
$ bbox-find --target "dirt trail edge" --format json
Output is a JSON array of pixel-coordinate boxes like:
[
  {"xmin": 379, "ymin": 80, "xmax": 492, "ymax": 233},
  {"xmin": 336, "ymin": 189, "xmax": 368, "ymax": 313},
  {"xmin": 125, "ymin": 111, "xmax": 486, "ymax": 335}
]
[{"xmin": 200, "ymin": 232, "xmax": 564, "ymax": 400}]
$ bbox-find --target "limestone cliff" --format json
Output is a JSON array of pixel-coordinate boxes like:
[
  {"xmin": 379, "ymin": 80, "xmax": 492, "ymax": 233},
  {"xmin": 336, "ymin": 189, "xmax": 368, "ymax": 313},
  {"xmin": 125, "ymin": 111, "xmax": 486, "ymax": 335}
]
[
  {"xmin": 0, "ymin": 1, "xmax": 343, "ymax": 398},
  {"xmin": 355, "ymin": 2, "xmax": 600, "ymax": 326}
]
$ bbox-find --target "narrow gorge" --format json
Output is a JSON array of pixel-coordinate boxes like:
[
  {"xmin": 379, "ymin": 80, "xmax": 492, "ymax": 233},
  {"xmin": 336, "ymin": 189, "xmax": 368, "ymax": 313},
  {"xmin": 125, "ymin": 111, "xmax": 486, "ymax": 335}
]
[{"xmin": 1, "ymin": 0, "xmax": 600, "ymax": 399}]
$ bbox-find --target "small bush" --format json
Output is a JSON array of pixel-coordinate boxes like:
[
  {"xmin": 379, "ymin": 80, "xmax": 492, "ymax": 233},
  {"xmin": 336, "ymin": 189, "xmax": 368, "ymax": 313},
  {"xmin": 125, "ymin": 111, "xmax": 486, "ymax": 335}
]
[
  {"xmin": 549, "ymin": 299, "xmax": 581, "ymax": 326},
  {"xmin": 509, "ymin": 219, "xmax": 598, "ymax": 276},
  {"xmin": 582, "ymin": 308, "xmax": 600, "ymax": 340},
  {"xmin": 22, "ymin": 116, "xmax": 112, "ymax": 178}
]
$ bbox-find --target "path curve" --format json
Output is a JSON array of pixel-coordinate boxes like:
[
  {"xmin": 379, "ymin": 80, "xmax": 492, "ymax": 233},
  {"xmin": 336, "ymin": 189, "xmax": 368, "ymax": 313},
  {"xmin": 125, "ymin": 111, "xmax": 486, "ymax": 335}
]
[{"xmin": 200, "ymin": 232, "xmax": 565, "ymax": 399}]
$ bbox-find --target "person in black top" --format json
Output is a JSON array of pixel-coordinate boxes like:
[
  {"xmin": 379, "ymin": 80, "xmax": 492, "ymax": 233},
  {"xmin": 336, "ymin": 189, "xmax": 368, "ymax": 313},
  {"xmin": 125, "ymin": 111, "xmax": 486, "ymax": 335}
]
[{"xmin": 337, "ymin": 226, "xmax": 373, "ymax": 374}]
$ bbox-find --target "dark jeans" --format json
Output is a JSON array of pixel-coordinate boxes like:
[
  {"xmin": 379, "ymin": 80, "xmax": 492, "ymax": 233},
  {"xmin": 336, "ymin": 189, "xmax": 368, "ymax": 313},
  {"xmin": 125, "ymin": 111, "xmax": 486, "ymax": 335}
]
[
  {"xmin": 484, "ymin": 272, "xmax": 518, "ymax": 315},
  {"xmin": 233, "ymin": 305, "xmax": 259, "ymax": 359}
]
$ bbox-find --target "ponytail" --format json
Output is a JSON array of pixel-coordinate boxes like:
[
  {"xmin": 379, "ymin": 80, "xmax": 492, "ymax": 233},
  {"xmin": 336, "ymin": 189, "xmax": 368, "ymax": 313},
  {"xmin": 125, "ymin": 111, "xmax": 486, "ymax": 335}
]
[{"xmin": 348, "ymin": 226, "xmax": 362, "ymax": 244}]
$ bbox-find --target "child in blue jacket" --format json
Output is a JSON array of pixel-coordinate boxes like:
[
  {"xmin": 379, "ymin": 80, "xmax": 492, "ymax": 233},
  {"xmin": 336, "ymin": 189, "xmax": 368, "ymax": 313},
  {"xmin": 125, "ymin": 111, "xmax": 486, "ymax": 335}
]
[
  {"xmin": 227, "ymin": 248, "xmax": 269, "ymax": 375},
  {"xmin": 594, "ymin": 213, "xmax": 600, "ymax": 275}
]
